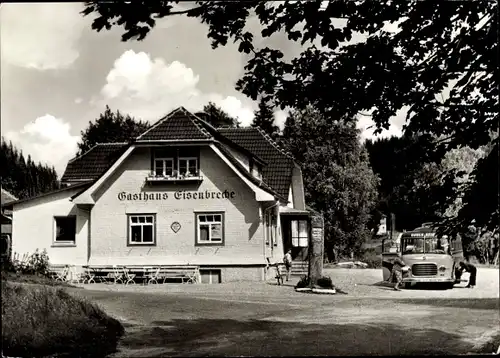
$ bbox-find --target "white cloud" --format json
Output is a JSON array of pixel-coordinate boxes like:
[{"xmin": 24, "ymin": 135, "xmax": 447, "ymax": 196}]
[
  {"xmin": 74, "ymin": 97, "xmax": 83, "ymax": 104},
  {"xmin": 0, "ymin": 3, "xmax": 87, "ymax": 70},
  {"xmin": 96, "ymin": 50, "xmax": 264, "ymax": 127},
  {"xmin": 5, "ymin": 115, "xmax": 80, "ymax": 177},
  {"xmin": 357, "ymin": 107, "xmax": 408, "ymax": 142}
]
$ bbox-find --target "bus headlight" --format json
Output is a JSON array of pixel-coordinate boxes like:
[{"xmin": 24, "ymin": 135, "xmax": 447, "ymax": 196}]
[{"xmin": 439, "ymin": 266, "xmax": 446, "ymax": 272}]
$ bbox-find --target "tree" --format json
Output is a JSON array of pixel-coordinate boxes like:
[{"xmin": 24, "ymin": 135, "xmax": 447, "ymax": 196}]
[
  {"xmin": 201, "ymin": 102, "xmax": 239, "ymax": 128},
  {"xmin": 282, "ymin": 107, "xmax": 379, "ymax": 261},
  {"xmin": 82, "ymin": 1, "xmax": 497, "ymax": 156},
  {"xmin": 78, "ymin": 105, "xmax": 150, "ymax": 155},
  {"xmin": 251, "ymin": 97, "xmax": 280, "ymax": 140},
  {"xmin": 0, "ymin": 137, "xmax": 59, "ymax": 199}
]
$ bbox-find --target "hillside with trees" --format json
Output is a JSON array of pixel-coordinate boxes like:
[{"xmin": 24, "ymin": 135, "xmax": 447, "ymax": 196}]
[
  {"xmin": 282, "ymin": 107, "xmax": 379, "ymax": 261},
  {"xmin": 0, "ymin": 138, "xmax": 59, "ymax": 200}
]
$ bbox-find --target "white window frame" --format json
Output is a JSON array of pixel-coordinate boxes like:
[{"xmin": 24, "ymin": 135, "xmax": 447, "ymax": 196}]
[
  {"xmin": 178, "ymin": 157, "xmax": 198, "ymax": 176},
  {"xmin": 128, "ymin": 214, "xmax": 156, "ymax": 245},
  {"xmin": 196, "ymin": 213, "xmax": 224, "ymax": 246},
  {"xmin": 291, "ymin": 220, "xmax": 308, "ymax": 247},
  {"xmin": 154, "ymin": 157, "xmax": 174, "ymax": 177}
]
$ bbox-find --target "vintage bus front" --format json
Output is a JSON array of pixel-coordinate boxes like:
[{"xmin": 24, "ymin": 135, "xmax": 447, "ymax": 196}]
[{"xmin": 382, "ymin": 226, "xmax": 457, "ymax": 289}]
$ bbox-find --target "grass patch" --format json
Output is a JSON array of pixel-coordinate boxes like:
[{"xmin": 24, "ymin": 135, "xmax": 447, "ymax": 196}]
[
  {"xmin": 1, "ymin": 270, "xmax": 77, "ymax": 288},
  {"xmin": 2, "ymin": 281, "xmax": 124, "ymax": 358}
]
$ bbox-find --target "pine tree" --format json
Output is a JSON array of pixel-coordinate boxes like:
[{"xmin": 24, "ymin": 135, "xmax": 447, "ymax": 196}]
[{"xmin": 251, "ymin": 98, "xmax": 280, "ymax": 141}]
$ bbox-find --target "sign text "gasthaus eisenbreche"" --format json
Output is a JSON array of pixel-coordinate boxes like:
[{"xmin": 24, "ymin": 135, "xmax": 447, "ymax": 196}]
[{"xmin": 117, "ymin": 190, "xmax": 236, "ymax": 201}]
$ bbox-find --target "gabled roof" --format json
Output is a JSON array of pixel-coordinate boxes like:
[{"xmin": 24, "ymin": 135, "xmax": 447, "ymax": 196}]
[
  {"xmin": 58, "ymin": 107, "xmax": 298, "ymax": 202},
  {"xmin": 137, "ymin": 107, "xmax": 212, "ymax": 141},
  {"xmin": 213, "ymin": 141, "xmax": 286, "ymax": 201},
  {"xmin": 217, "ymin": 127, "xmax": 296, "ymax": 199},
  {"xmin": 61, "ymin": 143, "xmax": 130, "ymax": 183},
  {"xmin": 1, "ymin": 188, "xmax": 18, "ymax": 204}
]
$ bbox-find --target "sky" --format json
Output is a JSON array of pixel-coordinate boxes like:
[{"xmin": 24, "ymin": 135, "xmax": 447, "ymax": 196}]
[{"xmin": 1, "ymin": 3, "xmax": 405, "ymax": 178}]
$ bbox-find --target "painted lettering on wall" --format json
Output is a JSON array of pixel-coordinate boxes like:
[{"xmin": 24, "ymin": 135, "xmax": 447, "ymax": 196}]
[{"xmin": 117, "ymin": 190, "xmax": 236, "ymax": 201}]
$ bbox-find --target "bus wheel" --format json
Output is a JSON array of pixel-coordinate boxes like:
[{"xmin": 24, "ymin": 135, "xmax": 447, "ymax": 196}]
[
  {"xmin": 446, "ymin": 283, "xmax": 455, "ymax": 290},
  {"xmin": 404, "ymin": 282, "xmax": 411, "ymax": 289}
]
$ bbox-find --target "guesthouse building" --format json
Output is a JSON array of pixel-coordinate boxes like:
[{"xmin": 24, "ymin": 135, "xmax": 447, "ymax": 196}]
[{"xmin": 3, "ymin": 107, "xmax": 314, "ymax": 283}]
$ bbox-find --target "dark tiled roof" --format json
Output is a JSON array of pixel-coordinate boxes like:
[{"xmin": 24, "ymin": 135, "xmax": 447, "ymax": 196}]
[
  {"xmin": 61, "ymin": 143, "xmax": 129, "ymax": 183},
  {"xmin": 137, "ymin": 107, "xmax": 212, "ymax": 141},
  {"xmin": 217, "ymin": 127, "xmax": 296, "ymax": 199},
  {"xmin": 214, "ymin": 142, "xmax": 286, "ymax": 201},
  {"xmin": 58, "ymin": 108, "xmax": 297, "ymax": 201}
]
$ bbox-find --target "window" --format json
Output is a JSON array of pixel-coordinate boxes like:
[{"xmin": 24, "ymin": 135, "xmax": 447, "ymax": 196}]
[
  {"xmin": 179, "ymin": 157, "xmax": 198, "ymax": 176},
  {"xmin": 54, "ymin": 216, "xmax": 76, "ymax": 244},
  {"xmin": 154, "ymin": 158, "xmax": 174, "ymax": 177},
  {"xmin": 128, "ymin": 214, "xmax": 156, "ymax": 245},
  {"xmin": 196, "ymin": 213, "xmax": 224, "ymax": 245},
  {"xmin": 291, "ymin": 220, "xmax": 308, "ymax": 247}
]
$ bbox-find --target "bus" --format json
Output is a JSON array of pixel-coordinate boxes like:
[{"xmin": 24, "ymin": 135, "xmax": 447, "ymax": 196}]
[{"xmin": 382, "ymin": 225, "xmax": 463, "ymax": 289}]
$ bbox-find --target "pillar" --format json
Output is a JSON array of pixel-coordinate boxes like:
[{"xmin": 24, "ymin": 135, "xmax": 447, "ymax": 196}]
[{"xmin": 308, "ymin": 213, "xmax": 324, "ymax": 287}]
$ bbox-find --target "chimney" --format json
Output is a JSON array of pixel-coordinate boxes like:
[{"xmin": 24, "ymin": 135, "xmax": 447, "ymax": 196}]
[{"xmin": 195, "ymin": 111, "xmax": 210, "ymax": 122}]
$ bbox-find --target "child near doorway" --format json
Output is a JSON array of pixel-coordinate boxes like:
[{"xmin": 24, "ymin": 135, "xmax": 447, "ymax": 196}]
[{"xmin": 283, "ymin": 250, "xmax": 293, "ymax": 282}]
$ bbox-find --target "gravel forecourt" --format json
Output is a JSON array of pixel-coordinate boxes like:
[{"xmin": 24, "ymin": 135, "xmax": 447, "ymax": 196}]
[{"xmin": 71, "ymin": 267, "xmax": 500, "ymax": 356}]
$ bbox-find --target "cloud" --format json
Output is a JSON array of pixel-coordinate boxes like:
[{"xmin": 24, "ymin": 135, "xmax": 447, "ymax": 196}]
[
  {"xmin": 0, "ymin": 3, "xmax": 87, "ymax": 70},
  {"xmin": 95, "ymin": 50, "xmax": 284, "ymax": 128},
  {"xmin": 5, "ymin": 115, "xmax": 80, "ymax": 177},
  {"xmin": 356, "ymin": 107, "xmax": 408, "ymax": 142}
]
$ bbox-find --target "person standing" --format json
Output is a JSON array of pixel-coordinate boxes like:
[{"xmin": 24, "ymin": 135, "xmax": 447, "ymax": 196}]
[
  {"xmin": 390, "ymin": 257, "xmax": 406, "ymax": 291},
  {"xmin": 283, "ymin": 250, "xmax": 293, "ymax": 282},
  {"xmin": 458, "ymin": 261, "xmax": 477, "ymax": 288}
]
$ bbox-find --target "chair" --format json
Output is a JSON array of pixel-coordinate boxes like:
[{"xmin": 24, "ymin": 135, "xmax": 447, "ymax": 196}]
[
  {"xmin": 112, "ymin": 265, "xmax": 124, "ymax": 284},
  {"xmin": 147, "ymin": 267, "xmax": 161, "ymax": 285},
  {"xmin": 68, "ymin": 266, "xmax": 84, "ymax": 284},
  {"xmin": 83, "ymin": 267, "xmax": 96, "ymax": 284},
  {"xmin": 122, "ymin": 267, "xmax": 136, "ymax": 285},
  {"xmin": 185, "ymin": 268, "xmax": 199, "ymax": 284},
  {"xmin": 54, "ymin": 266, "xmax": 69, "ymax": 282}
]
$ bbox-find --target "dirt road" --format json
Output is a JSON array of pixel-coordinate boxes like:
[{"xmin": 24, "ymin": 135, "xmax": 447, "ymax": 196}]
[{"xmin": 72, "ymin": 268, "xmax": 499, "ymax": 356}]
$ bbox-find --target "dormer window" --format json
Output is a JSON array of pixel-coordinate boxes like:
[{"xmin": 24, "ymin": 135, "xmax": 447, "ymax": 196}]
[
  {"xmin": 154, "ymin": 158, "xmax": 174, "ymax": 177},
  {"xmin": 179, "ymin": 157, "xmax": 198, "ymax": 177}
]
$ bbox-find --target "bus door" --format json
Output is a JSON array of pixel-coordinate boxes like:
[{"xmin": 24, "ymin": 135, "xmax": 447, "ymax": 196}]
[{"xmin": 381, "ymin": 238, "xmax": 400, "ymax": 282}]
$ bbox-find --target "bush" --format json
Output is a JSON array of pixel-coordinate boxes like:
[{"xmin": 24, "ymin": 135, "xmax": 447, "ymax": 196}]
[
  {"xmin": 295, "ymin": 275, "xmax": 335, "ymax": 289},
  {"xmin": 1, "ymin": 282, "xmax": 124, "ymax": 357},
  {"xmin": 4, "ymin": 249, "xmax": 51, "ymax": 276},
  {"xmin": 317, "ymin": 276, "xmax": 334, "ymax": 289},
  {"xmin": 358, "ymin": 248, "xmax": 382, "ymax": 269}
]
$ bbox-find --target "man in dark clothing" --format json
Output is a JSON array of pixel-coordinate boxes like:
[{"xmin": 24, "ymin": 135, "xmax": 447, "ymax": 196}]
[
  {"xmin": 391, "ymin": 257, "xmax": 407, "ymax": 291},
  {"xmin": 457, "ymin": 261, "xmax": 477, "ymax": 288}
]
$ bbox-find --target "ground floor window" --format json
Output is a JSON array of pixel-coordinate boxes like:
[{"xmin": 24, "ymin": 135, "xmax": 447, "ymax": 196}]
[
  {"xmin": 196, "ymin": 212, "xmax": 224, "ymax": 245},
  {"xmin": 54, "ymin": 216, "xmax": 77, "ymax": 244},
  {"xmin": 128, "ymin": 214, "xmax": 156, "ymax": 245},
  {"xmin": 199, "ymin": 269, "xmax": 221, "ymax": 284},
  {"xmin": 291, "ymin": 220, "xmax": 308, "ymax": 247}
]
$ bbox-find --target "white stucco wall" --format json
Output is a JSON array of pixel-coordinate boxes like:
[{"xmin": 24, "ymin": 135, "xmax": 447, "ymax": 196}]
[
  {"xmin": 11, "ymin": 188, "xmax": 90, "ymax": 266},
  {"xmin": 88, "ymin": 146, "xmax": 266, "ymax": 266}
]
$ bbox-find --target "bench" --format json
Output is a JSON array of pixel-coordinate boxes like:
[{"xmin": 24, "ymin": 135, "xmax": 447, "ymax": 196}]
[{"xmin": 158, "ymin": 266, "xmax": 200, "ymax": 284}]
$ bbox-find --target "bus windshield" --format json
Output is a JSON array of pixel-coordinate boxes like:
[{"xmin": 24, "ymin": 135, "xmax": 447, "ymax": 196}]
[{"xmin": 402, "ymin": 237, "xmax": 448, "ymax": 255}]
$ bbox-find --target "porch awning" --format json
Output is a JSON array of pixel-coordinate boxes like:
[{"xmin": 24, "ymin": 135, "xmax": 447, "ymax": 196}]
[{"xmin": 279, "ymin": 207, "xmax": 311, "ymax": 216}]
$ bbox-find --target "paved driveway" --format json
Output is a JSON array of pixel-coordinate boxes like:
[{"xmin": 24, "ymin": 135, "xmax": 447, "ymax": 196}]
[{"xmin": 71, "ymin": 268, "xmax": 499, "ymax": 356}]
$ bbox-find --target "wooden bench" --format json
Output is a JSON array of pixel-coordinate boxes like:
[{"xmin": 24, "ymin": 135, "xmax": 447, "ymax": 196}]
[{"xmin": 158, "ymin": 266, "xmax": 200, "ymax": 284}]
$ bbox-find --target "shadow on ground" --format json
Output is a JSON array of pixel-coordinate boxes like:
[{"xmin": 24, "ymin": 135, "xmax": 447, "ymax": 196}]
[
  {"xmin": 113, "ymin": 318, "xmax": 473, "ymax": 357},
  {"xmin": 395, "ymin": 298, "xmax": 500, "ymax": 311}
]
